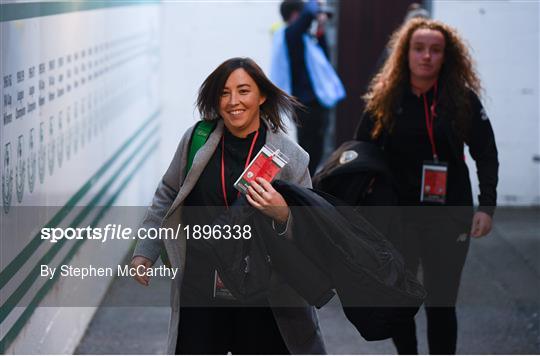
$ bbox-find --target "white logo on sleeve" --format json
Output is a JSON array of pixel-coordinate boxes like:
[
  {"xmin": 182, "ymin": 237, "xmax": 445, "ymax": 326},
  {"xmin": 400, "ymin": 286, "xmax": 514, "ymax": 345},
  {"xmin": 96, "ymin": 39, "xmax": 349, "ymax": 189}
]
[{"xmin": 480, "ymin": 108, "xmax": 489, "ymax": 121}]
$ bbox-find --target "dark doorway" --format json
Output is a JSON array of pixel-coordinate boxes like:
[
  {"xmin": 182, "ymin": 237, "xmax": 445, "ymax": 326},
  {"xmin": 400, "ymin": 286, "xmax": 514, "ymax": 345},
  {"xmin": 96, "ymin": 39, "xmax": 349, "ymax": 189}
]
[{"xmin": 335, "ymin": 0, "xmax": 423, "ymax": 144}]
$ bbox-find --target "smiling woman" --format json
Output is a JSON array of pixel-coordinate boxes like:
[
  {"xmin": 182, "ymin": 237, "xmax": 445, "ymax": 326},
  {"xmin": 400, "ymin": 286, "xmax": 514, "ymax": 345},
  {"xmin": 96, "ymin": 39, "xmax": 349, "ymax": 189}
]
[
  {"xmin": 195, "ymin": 58, "xmax": 302, "ymax": 223},
  {"xmin": 218, "ymin": 68, "xmax": 267, "ymax": 137},
  {"xmin": 196, "ymin": 57, "xmax": 301, "ymax": 136},
  {"xmin": 130, "ymin": 58, "xmax": 325, "ymax": 354}
]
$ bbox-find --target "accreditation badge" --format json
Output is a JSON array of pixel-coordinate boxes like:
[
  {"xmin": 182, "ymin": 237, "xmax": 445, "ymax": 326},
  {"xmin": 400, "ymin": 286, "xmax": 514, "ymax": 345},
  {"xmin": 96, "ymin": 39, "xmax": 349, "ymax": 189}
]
[
  {"xmin": 420, "ymin": 161, "xmax": 448, "ymax": 204},
  {"xmin": 213, "ymin": 270, "xmax": 235, "ymax": 300},
  {"xmin": 234, "ymin": 144, "xmax": 288, "ymax": 194}
]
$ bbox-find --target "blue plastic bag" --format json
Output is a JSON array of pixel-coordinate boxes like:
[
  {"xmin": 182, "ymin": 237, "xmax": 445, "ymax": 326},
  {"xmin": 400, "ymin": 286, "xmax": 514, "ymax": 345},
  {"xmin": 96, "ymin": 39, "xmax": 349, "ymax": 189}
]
[{"xmin": 270, "ymin": 28, "xmax": 346, "ymax": 108}]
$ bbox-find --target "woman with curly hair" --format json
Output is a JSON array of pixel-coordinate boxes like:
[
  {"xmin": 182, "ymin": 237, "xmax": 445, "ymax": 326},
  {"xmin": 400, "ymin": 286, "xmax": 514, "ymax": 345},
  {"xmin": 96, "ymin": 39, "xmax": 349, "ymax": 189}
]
[{"xmin": 355, "ymin": 18, "xmax": 499, "ymax": 354}]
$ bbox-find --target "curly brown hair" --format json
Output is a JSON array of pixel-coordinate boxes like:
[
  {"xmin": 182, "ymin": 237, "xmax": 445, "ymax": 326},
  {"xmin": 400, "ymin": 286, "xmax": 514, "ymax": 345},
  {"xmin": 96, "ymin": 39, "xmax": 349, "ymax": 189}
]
[{"xmin": 364, "ymin": 18, "xmax": 482, "ymax": 140}]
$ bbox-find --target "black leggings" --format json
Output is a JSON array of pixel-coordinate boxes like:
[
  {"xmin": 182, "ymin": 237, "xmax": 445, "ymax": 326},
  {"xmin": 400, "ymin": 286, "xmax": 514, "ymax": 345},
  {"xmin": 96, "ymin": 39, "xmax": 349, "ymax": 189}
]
[
  {"xmin": 392, "ymin": 209, "xmax": 470, "ymax": 354},
  {"xmin": 176, "ymin": 307, "xmax": 289, "ymax": 355}
]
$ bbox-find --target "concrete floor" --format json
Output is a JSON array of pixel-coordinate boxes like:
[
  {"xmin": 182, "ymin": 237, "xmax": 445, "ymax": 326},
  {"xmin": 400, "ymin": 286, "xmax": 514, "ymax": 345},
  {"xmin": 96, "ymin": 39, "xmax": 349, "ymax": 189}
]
[{"xmin": 75, "ymin": 208, "xmax": 540, "ymax": 354}]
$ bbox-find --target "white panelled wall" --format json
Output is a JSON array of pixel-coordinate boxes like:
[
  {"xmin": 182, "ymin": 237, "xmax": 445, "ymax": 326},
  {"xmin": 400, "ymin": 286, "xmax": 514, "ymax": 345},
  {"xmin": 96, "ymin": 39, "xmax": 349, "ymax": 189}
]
[
  {"xmin": 1, "ymin": 3, "xmax": 161, "ymax": 354},
  {"xmin": 433, "ymin": 1, "xmax": 540, "ymax": 206}
]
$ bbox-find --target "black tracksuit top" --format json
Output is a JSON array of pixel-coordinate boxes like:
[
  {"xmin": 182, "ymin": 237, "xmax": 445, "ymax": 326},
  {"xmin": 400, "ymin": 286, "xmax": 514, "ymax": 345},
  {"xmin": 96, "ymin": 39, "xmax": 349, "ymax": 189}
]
[{"xmin": 355, "ymin": 86, "xmax": 499, "ymax": 216}]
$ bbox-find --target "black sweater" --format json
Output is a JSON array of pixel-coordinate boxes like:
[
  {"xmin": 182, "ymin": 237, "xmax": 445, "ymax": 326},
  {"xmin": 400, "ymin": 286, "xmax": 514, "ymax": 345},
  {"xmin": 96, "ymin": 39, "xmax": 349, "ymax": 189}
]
[
  {"xmin": 181, "ymin": 126, "xmax": 267, "ymax": 306},
  {"xmin": 355, "ymin": 87, "xmax": 499, "ymax": 216}
]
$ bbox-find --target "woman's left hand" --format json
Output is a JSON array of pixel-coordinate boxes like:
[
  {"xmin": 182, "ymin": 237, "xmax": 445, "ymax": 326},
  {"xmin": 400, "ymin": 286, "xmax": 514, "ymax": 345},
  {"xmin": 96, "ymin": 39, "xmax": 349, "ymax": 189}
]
[
  {"xmin": 246, "ymin": 178, "xmax": 289, "ymax": 223},
  {"xmin": 470, "ymin": 211, "xmax": 493, "ymax": 238}
]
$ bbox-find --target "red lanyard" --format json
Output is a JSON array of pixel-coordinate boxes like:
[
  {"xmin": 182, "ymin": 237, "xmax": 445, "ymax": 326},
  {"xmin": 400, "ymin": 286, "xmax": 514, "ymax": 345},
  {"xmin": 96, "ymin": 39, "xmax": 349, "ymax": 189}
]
[
  {"xmin": 422, "ymin": 82, "xmax": 438, "ymax": 161},
  {"xmin": 220, "ymin": 129, "xmax": 259, "ymax": 208}
]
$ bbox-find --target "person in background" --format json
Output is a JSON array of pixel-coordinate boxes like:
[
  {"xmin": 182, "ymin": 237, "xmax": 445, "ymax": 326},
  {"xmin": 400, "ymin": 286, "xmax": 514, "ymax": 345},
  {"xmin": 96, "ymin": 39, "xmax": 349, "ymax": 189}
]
[
  {"xmin": 403, "ymin": 3, "xmax": 430, "ymax": 22},
  {"xmin": 272, "ymin": 0, "xmax": 344, "ymax": 175},
  {"xmin": 355, "ymin": 18, "xmax": 499, "ymax": 354}
]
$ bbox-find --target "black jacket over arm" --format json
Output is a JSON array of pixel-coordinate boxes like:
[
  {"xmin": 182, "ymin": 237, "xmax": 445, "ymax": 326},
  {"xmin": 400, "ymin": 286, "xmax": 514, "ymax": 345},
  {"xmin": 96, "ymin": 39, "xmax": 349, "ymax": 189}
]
[{"xmin": 204, "ymin": 180, "xmax": 426, "ymax": 341}]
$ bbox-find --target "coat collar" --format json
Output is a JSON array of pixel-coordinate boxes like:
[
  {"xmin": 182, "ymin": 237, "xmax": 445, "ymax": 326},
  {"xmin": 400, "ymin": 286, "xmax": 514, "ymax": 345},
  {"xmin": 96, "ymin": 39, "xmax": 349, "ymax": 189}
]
[{"xmin": 165, "ymin": 119, "xmax": 282, "ymax": 219}]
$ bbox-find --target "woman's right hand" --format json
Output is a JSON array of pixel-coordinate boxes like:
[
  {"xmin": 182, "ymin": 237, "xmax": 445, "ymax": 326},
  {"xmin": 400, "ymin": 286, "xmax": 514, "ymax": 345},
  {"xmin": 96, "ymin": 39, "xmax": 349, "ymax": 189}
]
[
  {"xmin": 470, "ymin": 211, "xmax": 493, "ymax": 238},
  {"xmin": 130, "ymin": 256, "xmax": 153, "ymax": 286}
]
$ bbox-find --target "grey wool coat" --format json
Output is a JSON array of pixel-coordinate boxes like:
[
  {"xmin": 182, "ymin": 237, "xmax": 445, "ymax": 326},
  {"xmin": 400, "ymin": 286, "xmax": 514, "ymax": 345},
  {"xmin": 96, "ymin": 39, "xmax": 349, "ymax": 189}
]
[{"xmin": 133, "ymin": 119, "xmax": 327, "ymax": 355}]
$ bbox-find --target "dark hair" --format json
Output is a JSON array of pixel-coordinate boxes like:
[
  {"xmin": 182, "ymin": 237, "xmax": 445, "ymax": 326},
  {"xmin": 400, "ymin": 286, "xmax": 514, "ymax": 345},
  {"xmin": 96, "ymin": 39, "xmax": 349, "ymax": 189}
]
[
  {"xmin": 280, "ymin": 0, "xmax": 304, "ymax": 22},
  {"xmin": 196, "ymin": 57, "xmax": 302, "ymax": 133}
]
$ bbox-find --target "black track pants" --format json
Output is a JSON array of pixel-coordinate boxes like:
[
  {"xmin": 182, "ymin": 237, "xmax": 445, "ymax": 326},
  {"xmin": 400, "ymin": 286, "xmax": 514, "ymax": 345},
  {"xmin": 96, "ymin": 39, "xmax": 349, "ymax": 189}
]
[
  {"xmin": 176, "ymin": 307, "xmax": 289, "ymax": 355},
  {"xmin": 392, "ymin": 209, "xmax": 471, "ymax": 354}
]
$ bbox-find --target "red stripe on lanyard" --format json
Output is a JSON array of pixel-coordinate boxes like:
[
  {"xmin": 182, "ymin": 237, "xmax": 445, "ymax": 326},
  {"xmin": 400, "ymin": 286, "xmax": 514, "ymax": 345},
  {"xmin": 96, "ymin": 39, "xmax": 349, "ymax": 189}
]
[
  {"xmin": 422, "ymin": 81, "xmax": 438, "ymax": 161},
  {"xmin": 221, "ymin": 129, "xmax": 260, "ymax": 208}
]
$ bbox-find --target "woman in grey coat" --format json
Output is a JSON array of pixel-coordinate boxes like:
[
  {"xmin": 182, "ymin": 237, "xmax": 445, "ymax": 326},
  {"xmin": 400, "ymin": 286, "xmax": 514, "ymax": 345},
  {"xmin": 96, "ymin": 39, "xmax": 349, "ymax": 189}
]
[{"xmin": 131, "ymin": 57, "xmax": 326, "ymax": 354}]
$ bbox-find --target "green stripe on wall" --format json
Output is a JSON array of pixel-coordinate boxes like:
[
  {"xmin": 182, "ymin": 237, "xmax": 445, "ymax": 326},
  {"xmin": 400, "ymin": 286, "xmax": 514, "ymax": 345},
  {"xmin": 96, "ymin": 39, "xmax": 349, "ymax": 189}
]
[
  {"xmin": 0, "ymin": 109, "xmax": 160, "ymax": 290},
  {"xmin": 0, "ymin": 125, "xmax": 159, "ymax": 325},
  {"xmin": 1, "ymin": 1, "xmax": 160, "ymax": 22},
  {"xmin": 0, "ymin": 139, "xmax": 159, "ymax": 353}
]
